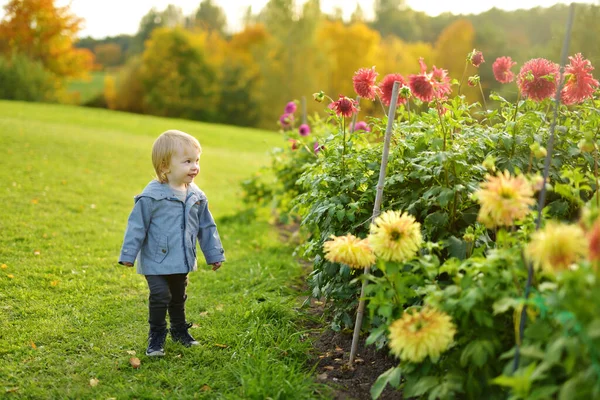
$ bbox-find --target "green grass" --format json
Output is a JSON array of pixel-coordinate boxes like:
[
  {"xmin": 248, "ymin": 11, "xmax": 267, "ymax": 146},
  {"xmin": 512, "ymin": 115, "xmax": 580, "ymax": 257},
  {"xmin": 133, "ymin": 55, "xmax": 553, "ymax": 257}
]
[
  {"xmin": 67, "ymin": 71, "xmax": 107, "ymax": 104},
  {"xmin": 0, "ymin": 101, "xmax": 328, "ymax": 399}
]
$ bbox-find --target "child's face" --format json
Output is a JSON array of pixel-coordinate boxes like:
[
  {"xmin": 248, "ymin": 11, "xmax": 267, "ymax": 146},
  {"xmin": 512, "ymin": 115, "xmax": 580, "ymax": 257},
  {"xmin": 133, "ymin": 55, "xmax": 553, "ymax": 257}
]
[{"xmin": 164, "ymin": 143, "xmax": 201, "ymax": 189}]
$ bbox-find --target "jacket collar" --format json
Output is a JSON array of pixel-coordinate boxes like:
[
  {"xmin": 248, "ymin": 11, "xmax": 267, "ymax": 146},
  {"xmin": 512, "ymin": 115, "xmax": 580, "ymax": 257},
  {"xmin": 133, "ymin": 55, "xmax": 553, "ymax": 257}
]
[{"xmin": 136, "ymin": 180, "xmax": 206, "ymax": 201}]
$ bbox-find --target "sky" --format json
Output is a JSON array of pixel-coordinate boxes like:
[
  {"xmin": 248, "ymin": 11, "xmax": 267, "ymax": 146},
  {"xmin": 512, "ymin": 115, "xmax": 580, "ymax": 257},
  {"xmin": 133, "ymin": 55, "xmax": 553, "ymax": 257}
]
[{"xmin": 0, "ymin": 0, "xmax": 596, "ymax": 38}]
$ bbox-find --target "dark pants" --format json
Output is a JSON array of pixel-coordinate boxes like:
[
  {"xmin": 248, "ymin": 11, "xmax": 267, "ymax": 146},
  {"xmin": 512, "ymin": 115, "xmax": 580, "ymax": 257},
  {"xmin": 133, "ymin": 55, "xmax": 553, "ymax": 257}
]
[{"xmin": 144, "ymin": 274, "xmax": 188, "ymax": 332}]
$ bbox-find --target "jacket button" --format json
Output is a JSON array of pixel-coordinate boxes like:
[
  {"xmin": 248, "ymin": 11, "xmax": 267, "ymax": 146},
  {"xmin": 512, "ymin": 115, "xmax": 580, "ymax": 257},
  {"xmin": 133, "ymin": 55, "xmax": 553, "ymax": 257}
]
[{"xmin": 162, "ymin": 249, "xmax": 166, "ymax": 253}]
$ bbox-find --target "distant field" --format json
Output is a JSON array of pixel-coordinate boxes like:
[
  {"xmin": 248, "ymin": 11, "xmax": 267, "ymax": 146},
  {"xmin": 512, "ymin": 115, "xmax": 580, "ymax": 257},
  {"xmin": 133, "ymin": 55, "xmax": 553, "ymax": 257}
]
[
  {"xmin": 0, "ymin": 101, "xmax": 327, "ymax": 399},
  {"xmin": 67, "ymin": 71, "xmax": 107, "ymax": 104}
]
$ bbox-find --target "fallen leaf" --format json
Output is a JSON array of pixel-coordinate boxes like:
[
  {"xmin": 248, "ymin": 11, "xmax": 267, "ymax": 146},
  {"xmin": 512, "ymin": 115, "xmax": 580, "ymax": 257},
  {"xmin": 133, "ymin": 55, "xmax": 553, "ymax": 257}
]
[
  {"xmin": 335, "ymin": 346, "xmax": 343, "ymax": 352},
  {"xmin": 355, "ymin": 358, "xmax": 364, "ymax": 364},
  {"xmin": 334, "ymin": 358, "xmax": 342, "ymax": 362},
  {"xmin": 129, "ymin": 357, "xmax": 141, "ymax": 369},
  {"xmin": 317, "ymin": 373, "xmax": 328, "ymax": 381},
  {"xmin": 323, "ymin": 365, "xmax": 334, "ymax": 371},
  {"xmin": 176, "ymin": 354, "xmax": 182, "ymax": 358},
  {"xmin": 126, "ymin": 350, "xmax": 136, "ymax": 356},
  {"xmin": 201, "ymin": 385, "xmax": 211, "ymax": 392},
  {"xmin": 214, "ymin": 343, "xmax": 228, "ymax": 348},
  {"xmin": 215, "ymin": 304, "xmax": 224, "ymax": 311},
  {"xmin": 30, "ymin": 341, "xmax": 37, "ymax": 349},
  {"xmin": 33, "ymin": 250, "xmax": 40, "ymax": 256},
  {"xmin": 1, "ymin": 264, "xmax": 7, "ymax": 269},
  {"xmin": 89, "ymin": 378, "xmax": 99, "ymax": 387},
  {"xmin": 5, "ymin": 387, "xmax": 19, "ymax": 393},
  {"xmin": 198, "ymin": 312, "xmax": 209, "ymax": 318}
]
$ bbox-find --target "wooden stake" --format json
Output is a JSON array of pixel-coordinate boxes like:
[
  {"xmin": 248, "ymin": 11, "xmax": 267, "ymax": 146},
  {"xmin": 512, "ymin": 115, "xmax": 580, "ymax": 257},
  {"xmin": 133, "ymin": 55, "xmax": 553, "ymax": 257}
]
[{"xmin": 348, "ymin": 81, "xmax": 401, "ymax": 365}]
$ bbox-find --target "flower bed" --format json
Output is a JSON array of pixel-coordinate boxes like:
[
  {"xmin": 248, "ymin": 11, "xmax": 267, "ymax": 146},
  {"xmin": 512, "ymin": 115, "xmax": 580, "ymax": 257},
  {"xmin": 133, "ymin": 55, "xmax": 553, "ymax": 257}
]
[{"xmin": 243, "ymin": 51, "xmax": 600, "ymax": 398}]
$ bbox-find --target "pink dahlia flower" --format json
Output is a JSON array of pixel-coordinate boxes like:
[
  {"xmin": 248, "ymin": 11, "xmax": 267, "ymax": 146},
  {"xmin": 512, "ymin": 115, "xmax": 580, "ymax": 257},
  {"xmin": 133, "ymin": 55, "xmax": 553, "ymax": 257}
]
[
  {"xmin": 517, "ymin": 58, "xmax": 560, "ymax": 101},
  {"xmin": 279, "ymin": 113, "xmax": 294, "ymax": 128},
  {"xmin": 561, "ymin": 53, "xmax": 599, "ymax": 105},
  {"xmin": 379, "ymin": 73, "xmax": 407, "ymax": 107},
  {"xmin": 493, "ymin": 56, "xmax": 517, "ymax": 84},
  {"xmin": 298, "ymin": 124, "xmax": 311, "ymax": 136},
  {"xmin": 409, "ymin": 58, "xmax": 451, "ymax": 102},
  {"xmin": 285, "ymin": 101, "xmax": 297, "ymax": 114},
  {"xmin": 328, "ymin": 95, "xmax": 359, "ymax": 118},
  {"xmin": 351, "ymin": 121, "xmax": 370, "ymax": 132},
  {"xmin": 314, "ymin": 141, "xmax": 322, "ymax": 153},
  {"xmin": 353, "ymin": 66, "xmax": 380, "ymax": 100},
  {"xmin": 469, "ymin": 49, "xmax": 485, "ymax": 68}
]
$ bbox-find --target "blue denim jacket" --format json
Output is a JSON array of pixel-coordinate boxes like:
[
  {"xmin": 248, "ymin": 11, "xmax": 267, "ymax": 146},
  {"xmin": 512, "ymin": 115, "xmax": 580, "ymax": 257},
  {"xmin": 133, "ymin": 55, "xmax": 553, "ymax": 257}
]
[{"xmin": 118, "ymin": 180, "xmax": 225, "ymax": 275}]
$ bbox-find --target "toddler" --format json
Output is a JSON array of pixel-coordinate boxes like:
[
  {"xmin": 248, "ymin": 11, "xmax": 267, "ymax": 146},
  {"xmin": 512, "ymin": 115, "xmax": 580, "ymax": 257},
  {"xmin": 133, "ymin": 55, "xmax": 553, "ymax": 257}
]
[{"xmin": 119, "ymin": 130, "xmax": 225, "ymax": 357}]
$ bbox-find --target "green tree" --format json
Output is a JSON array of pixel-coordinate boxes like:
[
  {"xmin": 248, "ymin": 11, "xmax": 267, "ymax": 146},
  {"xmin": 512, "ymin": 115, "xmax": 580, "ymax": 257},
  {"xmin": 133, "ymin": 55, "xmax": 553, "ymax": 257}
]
[
  {"xmin": 140, "ymin": 27, "xmax": 218, "ymax": 121},
  {"xmin": 193, "ymin": 0, "xmax": 227, "ymax": 35},
  {"xmin": 131, "ymin": 5, "xmax": 184, "ymax": 54}
]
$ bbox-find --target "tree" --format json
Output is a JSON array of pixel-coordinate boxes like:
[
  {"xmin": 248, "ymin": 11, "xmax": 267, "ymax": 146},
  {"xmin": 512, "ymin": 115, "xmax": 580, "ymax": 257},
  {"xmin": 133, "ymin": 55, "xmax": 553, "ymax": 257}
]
[
  {"xmin": 131, "ymin": 5, "xmax": 184, "ymax": 54},
  {"xmin": 0, "ymin": 0, "xmax": 94, "ymax": 78},
  {"xmin": 94, "ymin": 43, "xmax": 122, "ymax": 68},
  {"xmin": 140, "ymin": 27, "xmax": 218, "ymax": 121},
  {"xmin": 434, "ymin": 19, "xmax": 476, "ymax": 100},
  {"xmin": 193, "ymin": 0, "xmax": 227, "ymax": 36},
  {"xmin": 317, "ymin": 21, "xmax": 381, "ymax": 98}
]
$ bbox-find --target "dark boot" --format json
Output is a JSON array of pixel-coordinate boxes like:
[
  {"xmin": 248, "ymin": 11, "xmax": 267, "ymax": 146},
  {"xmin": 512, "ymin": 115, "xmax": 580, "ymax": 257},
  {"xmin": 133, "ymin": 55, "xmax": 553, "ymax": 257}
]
[
  {"xmin": 146, "ymin": 329, "xmax": 167, "ymax": 356},
  {"xmin": 170, "ymin": 323, "xmax": 199, "ymax": 347}
]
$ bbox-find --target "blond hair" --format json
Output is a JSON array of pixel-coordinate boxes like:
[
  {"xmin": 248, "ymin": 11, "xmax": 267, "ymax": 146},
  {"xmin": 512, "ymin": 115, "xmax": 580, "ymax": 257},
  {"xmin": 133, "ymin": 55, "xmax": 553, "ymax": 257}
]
[{"xmin": 152, "ymin": 130, "xmax": 202, "ymax": 183}]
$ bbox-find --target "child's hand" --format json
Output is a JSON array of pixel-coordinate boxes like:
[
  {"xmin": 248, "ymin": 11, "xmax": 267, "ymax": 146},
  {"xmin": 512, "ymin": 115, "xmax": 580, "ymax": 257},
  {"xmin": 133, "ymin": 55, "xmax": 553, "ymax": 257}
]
[
  {"xmin": 211, "ymin": 262, "xmax": 222, "ymax": 271},
  {"xmin": 120, "ymin": 261, "xmax": 134, "ymax": 267}
]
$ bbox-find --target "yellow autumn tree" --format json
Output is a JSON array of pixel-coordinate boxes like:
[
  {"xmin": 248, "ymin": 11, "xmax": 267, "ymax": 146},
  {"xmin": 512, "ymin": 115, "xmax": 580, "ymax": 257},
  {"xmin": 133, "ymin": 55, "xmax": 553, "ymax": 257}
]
[
  {"xmin": 0, "ymin": 0, "xmax": 94, "ymax": 79},
  {"xmin": 317, "ymin": 21, "xmax": 381, "ymax": 98},
  {"xmin": 377, "ymin": 35, "xmax": 435, "ymax": 76},
  {"xmin": 434, "ymin": 19, "xmax": 478, "ymax": 101},
  {"xmin": 220, "ymin": 24, "xmax": 270, "ymax": 126}
]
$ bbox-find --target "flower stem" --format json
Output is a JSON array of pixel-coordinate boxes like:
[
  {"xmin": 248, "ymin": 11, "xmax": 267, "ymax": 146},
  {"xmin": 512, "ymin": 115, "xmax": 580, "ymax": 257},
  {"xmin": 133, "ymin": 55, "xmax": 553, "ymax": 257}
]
[
  {"xmin": 342, "ymin": 117, "xmax": 347, "ymax": 175},
  {"xmin": 437, "ymin": 103, "xmax": 448, "ymax": 151},
  {"xmin": 478, "ymin": 81, "xmax": 489, "ymax": 122},
  {"xmin": 458, "ymin": 61, "xmax": 468, "ymax": 96}
]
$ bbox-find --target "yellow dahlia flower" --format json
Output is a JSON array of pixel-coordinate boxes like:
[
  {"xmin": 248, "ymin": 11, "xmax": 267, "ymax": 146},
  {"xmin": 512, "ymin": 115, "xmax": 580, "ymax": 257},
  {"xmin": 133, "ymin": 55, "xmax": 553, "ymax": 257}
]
[
  {"xmin": 526, "ymin": 221, "xmax": 587, "ymax": 275},
  {"xmin": 368, "ymin": 210, "xmax": 422, "ymax": 263},
  {"xmin": 475, "ymin": 170, "xmax": 535, "ymax": 228},
  {"xmin": 388, "ymin": 307, "xmax": 456, "ymax": 363},
  {"xmin": 323, "ymin": 233, "xmax": 375, "ymax": 269}
]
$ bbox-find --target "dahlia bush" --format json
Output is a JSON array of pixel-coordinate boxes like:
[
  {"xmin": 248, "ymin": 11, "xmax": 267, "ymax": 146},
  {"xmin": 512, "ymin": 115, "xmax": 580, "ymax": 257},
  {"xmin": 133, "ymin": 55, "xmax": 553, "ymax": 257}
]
[{"xmin": 242, "ymin": 51, "xmax": 600, "ymax": 398}]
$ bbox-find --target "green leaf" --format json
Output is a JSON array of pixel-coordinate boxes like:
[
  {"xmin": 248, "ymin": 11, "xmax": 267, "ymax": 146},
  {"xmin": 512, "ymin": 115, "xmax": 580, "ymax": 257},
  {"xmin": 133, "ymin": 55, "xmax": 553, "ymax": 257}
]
[
  {"xmin": 446, "ymin": 236, "xmax": 466, "ymax": 260},
  {"xmin": 370, "ymin": 367, "xmax": 401, "ymax": 399},
  {"xmin": 493, "ymin": 297, "xmax": 520, "ymax": 314},
  {"xmin": 460, "ymin": 339, "xmax": 494, "ymax": 367},
  {"xmin": 437, "ymin": 188, "xmax": 455, "ymax": 208},
  {"xmin": 366, "ymin": 324, "xmax": 388, "ymax": 346},
  {"xmin": 404, "ymin": 376, "xmax": 439, "ymax": 397}
]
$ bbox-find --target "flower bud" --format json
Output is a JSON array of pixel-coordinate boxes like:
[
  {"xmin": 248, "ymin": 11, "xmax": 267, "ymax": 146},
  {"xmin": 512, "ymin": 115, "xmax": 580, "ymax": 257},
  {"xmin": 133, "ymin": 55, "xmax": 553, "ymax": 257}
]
[
  {"xmin": 529, "ymin": 142, "xmax": 547, "ymax": 158},
  {"xmin": 578, "ymin": 139, "xmax": 596, "ymax": 153},
  {"xmin": 313, "ymin": 91, "xmax": 325, "ymax": 103},
  {"xmin": 482, "ymin": 155, "xmax": 496, "ymax": 172},
  {"xmin": 463, "ymin": 233, "xmax": 475, "ymax": 243},
  {"xmin": 467, "ymin": 75, "xmax": 480, "ymax": 87}
]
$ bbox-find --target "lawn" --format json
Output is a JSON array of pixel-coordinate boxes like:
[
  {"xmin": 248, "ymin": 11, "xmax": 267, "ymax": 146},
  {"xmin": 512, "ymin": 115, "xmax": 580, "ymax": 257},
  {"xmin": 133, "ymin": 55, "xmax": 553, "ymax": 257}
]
[{"xmin": 0, "ymin": 101, "xmax": 329, "ymax": 399}]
